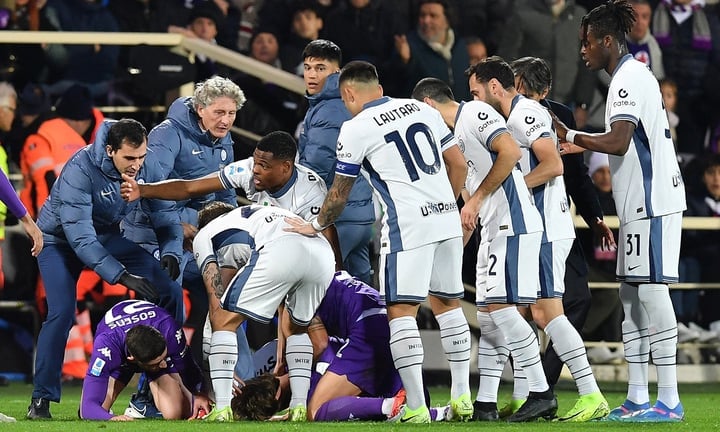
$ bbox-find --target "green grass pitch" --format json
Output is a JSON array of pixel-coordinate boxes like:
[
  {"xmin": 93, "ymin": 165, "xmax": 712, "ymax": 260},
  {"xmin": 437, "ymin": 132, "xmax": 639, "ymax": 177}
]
[{"xmin": 1, "ymin": 381, "xmax": 719, "ymax": 430}]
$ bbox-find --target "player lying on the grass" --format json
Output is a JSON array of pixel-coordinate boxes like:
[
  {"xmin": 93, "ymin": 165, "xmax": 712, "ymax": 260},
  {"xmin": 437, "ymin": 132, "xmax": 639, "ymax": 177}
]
[
  {"xmin": 79, "ymin": 300, "xmax": 212, "ymax": 420},
  {"xmin": 230, "ymin": 270, "xmax": 456, "ymax": 422}
]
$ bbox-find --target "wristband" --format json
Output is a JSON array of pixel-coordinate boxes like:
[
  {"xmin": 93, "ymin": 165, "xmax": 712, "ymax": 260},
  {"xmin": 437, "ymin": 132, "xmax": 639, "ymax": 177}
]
[
  {"xmin": 566, "ymin": 130, "xmax": 577, "ymax": 144},
  {"xmin": 311, "ymin": 218, "xmax": 327, "ymax": 232}
]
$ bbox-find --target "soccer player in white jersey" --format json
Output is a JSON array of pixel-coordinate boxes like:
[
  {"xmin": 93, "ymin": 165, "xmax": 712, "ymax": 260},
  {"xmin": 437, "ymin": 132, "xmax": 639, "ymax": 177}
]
[
  {"xmin": 553, "ymin": 0, "xmax": 686, "ymax": 422},
  {"xmin": 194, "ymin": 202, "xmax": 336, "ymax": 421},
  {"xmin": 469, "ymin": 57, "xmax": 609, "ymax": 422},
  {"xmin": 285, "ymin": 61, "xmax": 472, "ymax": 424},
  {"xmin": 121, "ymin": 131, "xmax": 341, "ymax": 419},
  {"xmin": 412, "ymin": 77, "xmax": 557, "ymax": 423}
]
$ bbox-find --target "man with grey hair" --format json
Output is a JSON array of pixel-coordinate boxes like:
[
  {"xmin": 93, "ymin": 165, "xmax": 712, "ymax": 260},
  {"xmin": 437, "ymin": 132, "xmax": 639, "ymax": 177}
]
[
  {"xmin": 0, "ymin": 82, "xmax": 17, "ymax": 133},
  {"xmin": 121, "ymin": 75, "xmax": 246, "ymax": 418}
]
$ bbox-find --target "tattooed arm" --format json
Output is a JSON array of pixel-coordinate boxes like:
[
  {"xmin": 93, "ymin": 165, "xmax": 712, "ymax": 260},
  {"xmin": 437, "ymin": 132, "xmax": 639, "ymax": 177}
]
[
  {"xmin": 284, "ymin": 174, "xmax": 356, "ymax": 235},
  {"xmin": 201, "ymin": 261, "xmax": 225, "ymax": 300}
]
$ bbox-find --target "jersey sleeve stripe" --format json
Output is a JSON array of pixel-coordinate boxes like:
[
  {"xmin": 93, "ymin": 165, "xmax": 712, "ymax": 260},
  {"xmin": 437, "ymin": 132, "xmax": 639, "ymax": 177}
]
[
  {"xmin": 335, "ymin": 161, "xmax": 361, "ymax": 176},
  {"xmin": 610, "ymin": 114, "xmax": 639, "ymax": 126},
  {"xmin": 486, "ymin": 128, "xmax": 508, "ymax": 149},
  {"xmin": 218, "ymin": 170, "xmax": 233, "ymax": 190}
]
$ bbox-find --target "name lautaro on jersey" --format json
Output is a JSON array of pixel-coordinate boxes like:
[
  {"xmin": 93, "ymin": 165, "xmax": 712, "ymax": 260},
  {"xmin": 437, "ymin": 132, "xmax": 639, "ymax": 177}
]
[{"xmin": 372, "ymin": 102, "xmax": 421, "ymax": 126}]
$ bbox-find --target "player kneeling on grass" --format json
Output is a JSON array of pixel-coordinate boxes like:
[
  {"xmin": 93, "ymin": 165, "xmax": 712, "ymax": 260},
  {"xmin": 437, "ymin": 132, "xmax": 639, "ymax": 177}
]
[{"xmin": 79, "ymin": 300, "xmax": 212, "ymax": 420}]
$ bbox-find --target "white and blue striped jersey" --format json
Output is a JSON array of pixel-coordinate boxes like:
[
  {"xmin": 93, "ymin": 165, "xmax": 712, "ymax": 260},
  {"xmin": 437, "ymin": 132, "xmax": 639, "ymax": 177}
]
[
  {"xmin": 218, "ymin": 158, "xmax": 327, "ymax": 221},
  {"xmin": 606, "ymin": 55, "xmax": 686, "ymax": 222},
  {"xmin": 454, "ymin": 101, "xmax": 543, "ymax": 240},
  {"xmin": 507, "ymin": 95, "xmax": 575, "ymax": 243},
  {"xmin": 335, "ymin": 96, "xmax": 462, "ymax": 253},
  {"xmin": 193, "ymin": 205, "xmax": 316, "ymax": 272}
]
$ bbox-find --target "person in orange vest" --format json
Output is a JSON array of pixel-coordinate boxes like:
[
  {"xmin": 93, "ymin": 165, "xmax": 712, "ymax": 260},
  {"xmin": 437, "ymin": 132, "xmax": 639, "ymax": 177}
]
[{"xmin": 20, "ymin": 84, "xmax": 104, "ymax": 218}]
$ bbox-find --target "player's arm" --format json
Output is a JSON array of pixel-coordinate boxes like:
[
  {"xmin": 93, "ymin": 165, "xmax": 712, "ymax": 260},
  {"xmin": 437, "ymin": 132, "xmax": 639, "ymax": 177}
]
[
  {"xmin": 285, "ymin": 174, "xmax": 355, "ymax": 235},
  {"xmin": 307, "ymin": 315, "xmax": 329, "ymax": 360},
  {"xmin": 80, "ymin": 375, "xmax": 128, "ymax": 420},
  {"xmin": 442, "ymin": 144, "xmax": 468, "ymax": 200},
  {"xmin": 461, "ymin": 133, "xmax": 520, "ymax": 232},
  {"xmin": 320, "ymin": 224, "xmax": 344, "ymax": 271},
  {"xmin": 121, "ymin": 172, "xmax": 224, "ymax": 202},
  {"xmin": 524, "ymin": 136, "xmax": 564, "ymax": 189},
  {"xmin": 553, "ymin": 113, "xmax": 635, "ymax": 156}
]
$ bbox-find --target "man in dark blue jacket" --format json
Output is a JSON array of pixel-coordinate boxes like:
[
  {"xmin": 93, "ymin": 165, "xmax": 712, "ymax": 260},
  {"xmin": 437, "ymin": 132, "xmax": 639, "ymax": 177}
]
[
  {"xmin": 27, "ymin": 118, "xmax": 185, "ymax": 420},
  {"xmin": 297, "ymin": 40, "xmax": 375, "ymax": 284}
]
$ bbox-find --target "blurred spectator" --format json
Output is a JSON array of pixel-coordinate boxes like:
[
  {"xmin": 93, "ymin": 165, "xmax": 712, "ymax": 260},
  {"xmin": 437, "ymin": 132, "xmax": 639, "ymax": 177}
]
[
  {"xmin": 653, "ymin": 0, "xmax": 720, "ymax": 156},
  {"xmin": 442, "ymin": 0, "xmax": 512, "ymax": 54},
  {"xmin": 626, "ymin": 0, "xmax": 665, "ymax": 79},
  {"xmin": 394, "ymin": 0, "xmax": 470, "ymax": 100},
  {"xmin": 279, "ymin": 0, "xmax": 323, "ymax": 75},
  {"xmin": 466, "ymin": 36, "xmax": 487, "ymax": 65},
  {"xmin": 169, "ymin": 1, "xmax": 233, "ymax": 81},
  {"xmin": 323, "ymin": 0, "xmax": 405, "ymax": 95},
  {"xmin": 0, "ymin": 0, "xmax": 66, "ymax": 90},
  {"xmin": 680, "ymin": 153, "xmax": 720, "ymax": 330},
  {"xmin": 233, "ymin": 31, "xmax": 304, "ymax": 155},
  {"xmin": 20, "ymin": 84, "xmax": 103, "ymax": 219},
  {"xmin": 3, "ymin": 82, "xmax": 51, "ymax": 168},
  {"xmin": 234, "ymin": 0, "xmax": 264, "ymax": 52},
  {"xmin": 497, "ymin": 0, "xmax": 597, "ymax": 129},
  {"xmin": 661, "ymin": 78, "xmax": 680, "ymax": 145},
  {"xmin": 43, "ymin": 0, "xmax": 120, "ymax": 100},
  {"xmin": 108, "ymin": 0, "xmax": 191, "ymax": 33},
  {"xmin": 256, "ymin": 0, "xmax": 337, "ymax": 40}
]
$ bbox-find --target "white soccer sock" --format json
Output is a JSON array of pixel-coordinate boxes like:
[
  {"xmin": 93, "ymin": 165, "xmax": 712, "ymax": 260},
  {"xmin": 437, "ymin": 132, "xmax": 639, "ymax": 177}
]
[
  {"xmin": 476, "ymin": 311, "xmax": 508, "ymax": 403},
  {"xmin": 389, "ymin": 316, "xmax": 426, "ymax": 410},
  {"xmin": 489, "ymin": 307, "xmax": 549, "ymax": 393},
  {"xmin": 512, "ymin": 363, "xmax": 529, "ymax": 400},
  {"xmin": 209, "ymin": 330, "xmax": 237, "ymax": 409},
  {"xmin": 436, "ymin": 308, "xmax": 471, "ymax": 399},
  {"xmin": 638, "ymin": 283, "xmax": 680, "ymax": 408},
  {"xmin": 619, "ymin": 283, "xmax": 650, "ymax": 405},
  {"xmin": 286, "ymin": 333, "xmax": 314, "ymax": 408},
  {"xmin": 544, "ymin": 314, "xmax": 599, "ymax": 396}
]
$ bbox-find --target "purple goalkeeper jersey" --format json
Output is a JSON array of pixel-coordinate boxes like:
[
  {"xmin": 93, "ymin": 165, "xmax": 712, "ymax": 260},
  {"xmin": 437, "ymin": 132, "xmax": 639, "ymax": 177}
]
[{"xmin": 79, "ymin": 300, "xmax": 203, "ymax": 420}]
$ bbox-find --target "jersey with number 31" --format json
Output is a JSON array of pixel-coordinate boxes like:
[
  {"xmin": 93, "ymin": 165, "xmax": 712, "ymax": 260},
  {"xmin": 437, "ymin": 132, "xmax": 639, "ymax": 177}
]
[{"xmin": 335, "ymin": 97, "xmax": 461, "ymax": 253}]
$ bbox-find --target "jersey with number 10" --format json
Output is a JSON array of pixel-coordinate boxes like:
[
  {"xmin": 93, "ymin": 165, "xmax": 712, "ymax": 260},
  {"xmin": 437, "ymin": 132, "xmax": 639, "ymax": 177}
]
[
  {"xmin": 335, "ymin": 97, "xmax": 462, "ymax": 253},
  {"xmin": 606, "ymin": 55, "xmax": 686, "ymax": 223}
]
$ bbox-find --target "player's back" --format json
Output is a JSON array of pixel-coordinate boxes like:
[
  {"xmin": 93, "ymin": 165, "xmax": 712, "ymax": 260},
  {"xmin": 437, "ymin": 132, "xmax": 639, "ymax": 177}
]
[
  {"xmin": 337, "ymin": 97, "xmax": 462, "ymax": 252},
  {"xmin": 606, "ymin": 56, "xmax": 686, "ymax": 222},
  {"xmin": 316, "ymin": 271, "xmax": 386, "ymax": 340}
]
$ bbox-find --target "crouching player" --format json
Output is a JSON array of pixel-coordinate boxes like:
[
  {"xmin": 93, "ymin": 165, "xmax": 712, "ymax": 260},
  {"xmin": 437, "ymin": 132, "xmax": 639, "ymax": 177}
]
[
  {"xmin": 79, "ymin": 300, "xmax": 212, "ymax": 420},
  {"xmin": 232, "ymin": 271, "xmax": 450, "ymax": 422}
]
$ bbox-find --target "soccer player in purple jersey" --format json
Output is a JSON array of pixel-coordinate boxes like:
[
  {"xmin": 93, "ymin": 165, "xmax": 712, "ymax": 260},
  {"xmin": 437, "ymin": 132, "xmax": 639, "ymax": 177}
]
[
  {"xmin": 79, "ymin": 300, "xmax": 211, "ymax": 420},
  {"xmin": 231, "ymin": 271, "xmax": 450, "ymax": 422}
]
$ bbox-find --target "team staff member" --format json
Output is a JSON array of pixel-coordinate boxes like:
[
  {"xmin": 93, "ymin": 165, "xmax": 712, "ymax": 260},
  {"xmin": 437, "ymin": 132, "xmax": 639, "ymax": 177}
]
[{"xmin": 27, "ymin": 119, "xmax": 184, "ymax": 420}]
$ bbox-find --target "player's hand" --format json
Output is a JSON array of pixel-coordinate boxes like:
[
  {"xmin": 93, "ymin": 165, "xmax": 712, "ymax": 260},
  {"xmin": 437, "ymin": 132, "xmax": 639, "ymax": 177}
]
[
  {"xmin": 189, "ymin": 393, "xmax": 213, "ymax": 420},
  {"xmin": 118, "ymin": 272, "xmax": 160, "ymax": 303},
  {"xmin": 109, "ymin": 414, "xmax": 134, "ymax": 421},
  {"xmin": 120, "ymin": 173, "xmax": 140, "ymax": 202},
  {"xmin": 160, "ymin": 255, "xmax": 181, "ymax": 280},
  {"xmin": 558, "ymin": 141, "xmax": 585, "ymax": 155},
  {"xmin": 549, "ymin": 110, "xmax": 569, "ymax": 141},
  {"xmin": 593, "ymin": 218, "xmax": 616, "ymax": 251},
  {"xmin": 232, "ymin": 373, "xmax": 246, "ymax": 397},
  {"xmin": 460, "ymin": 195, "xmax": 482, "ymax": 232},
  {"xmin": 19, "ymin": 214, "xmax": 43, "ymax": 256},
  {"xmin": 283, "ymin": 216, "xmax": 319, "ymax": 237}
]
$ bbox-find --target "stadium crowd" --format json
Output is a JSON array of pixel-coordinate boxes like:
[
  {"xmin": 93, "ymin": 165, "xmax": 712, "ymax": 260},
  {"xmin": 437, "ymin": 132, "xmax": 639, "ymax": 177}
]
[{"xmin": 0, "ymin": 0, "xmax": 718, "ymax": 424}]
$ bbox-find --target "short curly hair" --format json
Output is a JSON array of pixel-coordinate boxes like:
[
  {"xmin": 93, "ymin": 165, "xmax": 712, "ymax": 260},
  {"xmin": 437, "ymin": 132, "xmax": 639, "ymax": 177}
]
[
  {"xmin": 230, "ymin": 374, "xmax": 281, "ymax": 420},
  {"xmin": 192, "ymin": 76, "xmax": 246, "ymax": 110}
]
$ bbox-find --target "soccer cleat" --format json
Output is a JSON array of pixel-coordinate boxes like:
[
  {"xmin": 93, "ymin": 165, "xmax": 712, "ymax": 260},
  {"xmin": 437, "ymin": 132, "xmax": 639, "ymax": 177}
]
[
  {"xmin": 471, "ymin": 400, "xmax": 499, "ymax": 421},
  {"xmin": 124, "ymin": 392, "xmax": 163, "ymax": 419},
  {"xmin": 202, "ymin": 406, "xmax": 233, "ymax": 422},
  {"xmin": 448, "ymin": 393, "xmax": 473, "ymax": 421},
  {"xmin": 288, "ymin": 404, "xmax": 307, "ymax": 422},
  {"xmin": 605, "ymin": 399, "xmax": 650, "ymax": 421},
  {"xmin": 27, "ymin": 398, "xmax": 51, "ymax": 420},
  {"xmin": 507, "ymin": 393, "xmax": 558, "ymax": 422},
  {"xmin": 630, "ymin": 401, "xmax": 684, "ymax": 423},
  {"xmin": 390, "ymin": 405, "xmax": 431, "ymax": 424},
  {"xmin": 498, "ymin": 398, "xmax": 525, "ymax": 419},
  {"xmin": 557, "ymin": 391, "xmax": 610, "ymax": 422},
  {"xmin": 388, "ymin": 389, "xmax": 406, "ymax": 419}
]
